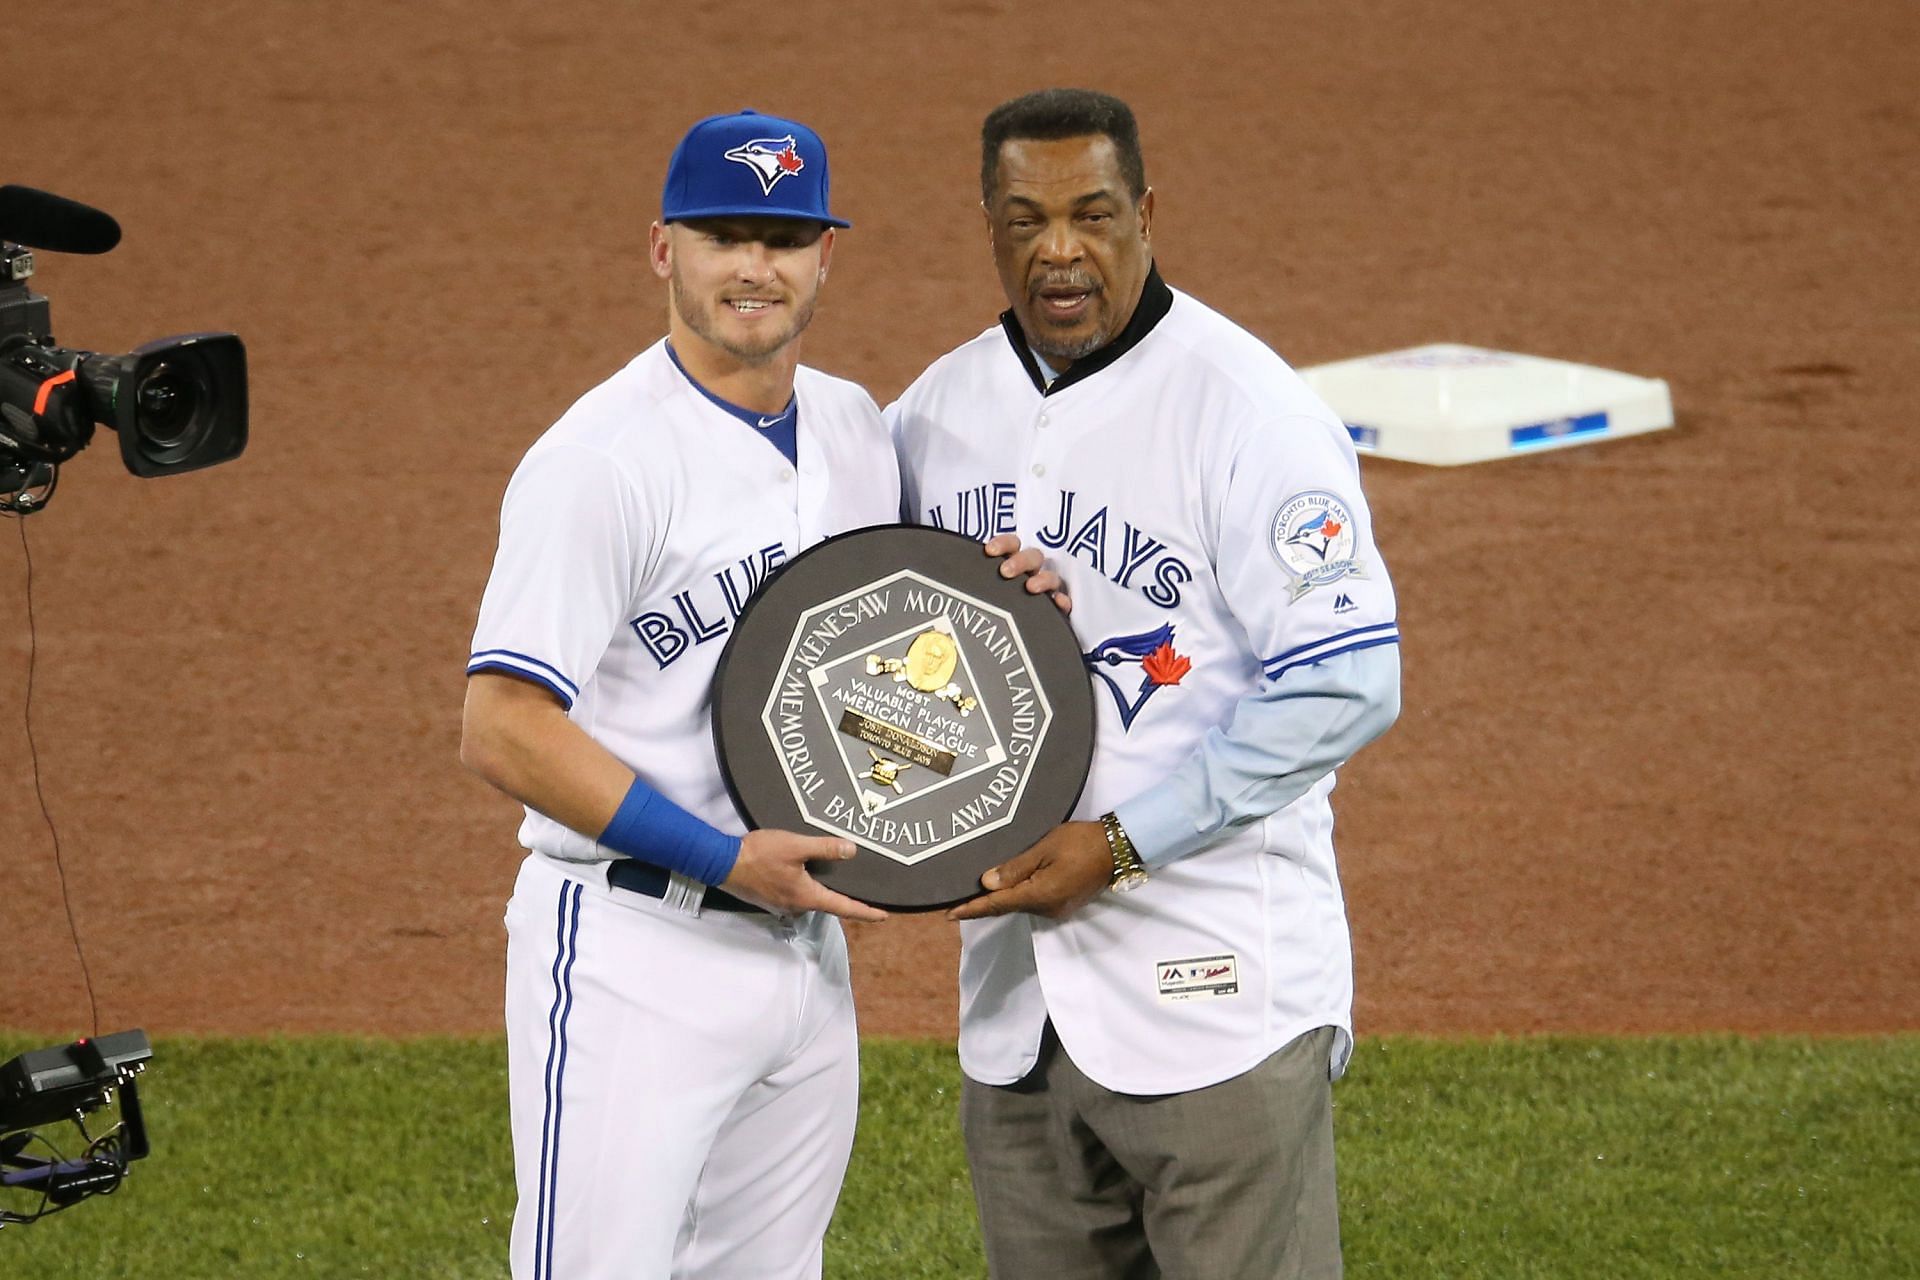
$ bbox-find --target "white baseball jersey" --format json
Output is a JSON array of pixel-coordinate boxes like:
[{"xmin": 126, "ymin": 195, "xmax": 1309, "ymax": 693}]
[
  {"xmin": 891, "ymin": 272, "xmax": 1399, "ymax": 1095},
  {"xmin": 469, "ymin": 338, "xmax": 901, "ymax": 858}
]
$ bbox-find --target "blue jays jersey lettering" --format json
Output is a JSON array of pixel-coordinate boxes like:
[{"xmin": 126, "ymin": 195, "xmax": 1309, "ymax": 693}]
[
  {"xmin": 890, "ymin": 269, "xmax": 1400, "ymax": 1096},
  {"xmin": 1034, "ymin": 490, "xmax": 1194, "ymax": 608},
  {"xmin": 921, "ymin": 480, "xmax": 1019, "ymax": 541},
  {"xmin": 630, "ymin": 540, "xmax": 790, "ymax": 669},
  {"xmin": 919, "ymin": 483, "xmax": 1195, "ymax": 607}
]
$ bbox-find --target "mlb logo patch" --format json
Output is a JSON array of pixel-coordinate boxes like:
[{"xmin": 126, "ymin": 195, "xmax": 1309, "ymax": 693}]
[{"xmin": 1156, "ymin": 954, "xmax": 1240, "ymax": 1002}]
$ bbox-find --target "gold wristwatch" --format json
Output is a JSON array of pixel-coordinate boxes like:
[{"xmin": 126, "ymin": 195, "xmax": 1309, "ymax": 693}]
[{"xmin": 1099, "ymin": 812, "xmax": 1150, "ymax": 893}]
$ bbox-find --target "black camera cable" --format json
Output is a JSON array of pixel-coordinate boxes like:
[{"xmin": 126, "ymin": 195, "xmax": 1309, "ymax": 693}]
[{"xmin": 9, "ymin": 514, "xmax": 100, "ymax": 1035}]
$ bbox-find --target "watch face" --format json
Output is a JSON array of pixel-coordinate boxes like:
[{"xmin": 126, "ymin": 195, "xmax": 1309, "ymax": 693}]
[{"xmin": 1110, "ymin": 868, "xmax": 1150, "ymax": 893}]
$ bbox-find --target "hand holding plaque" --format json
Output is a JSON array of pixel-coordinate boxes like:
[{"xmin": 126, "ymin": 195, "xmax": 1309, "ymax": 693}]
[{"xmin": 713, "ymin": 526, "xmax": 1094, "ymax": 910}]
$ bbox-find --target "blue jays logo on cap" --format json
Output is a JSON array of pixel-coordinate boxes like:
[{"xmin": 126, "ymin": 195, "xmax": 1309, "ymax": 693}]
[
  {"xmin": 725, "ymin": 135, "xmax": 806, "ymax": 195},
  {"xmin": 662, "ymin": 109, "xmax": 850, "ymax": 228}
]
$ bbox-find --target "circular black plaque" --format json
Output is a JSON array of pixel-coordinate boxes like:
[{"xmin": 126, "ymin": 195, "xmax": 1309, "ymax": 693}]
[{"xmin": 713, "ymin": 524, "xmax": 1094, "ymax": 911}]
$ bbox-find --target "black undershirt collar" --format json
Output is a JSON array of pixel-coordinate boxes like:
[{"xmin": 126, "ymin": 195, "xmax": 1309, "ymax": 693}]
[{"xmin": 999, "ymin": 263, "xmax": 1174, "ymax": 397}]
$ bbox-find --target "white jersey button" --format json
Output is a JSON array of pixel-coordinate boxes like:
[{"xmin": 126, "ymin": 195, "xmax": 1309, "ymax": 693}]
[
  {"xmin": 1037, "ymin": 414, "xmax": 1050, "ymax": 429},
  {"xmin": 780, "ymin": 467, "xmax": 796, "ymax": 483},
  {"xmin": 1031, "ymin": 463, "xmax": 1046, "ymax": 478}
]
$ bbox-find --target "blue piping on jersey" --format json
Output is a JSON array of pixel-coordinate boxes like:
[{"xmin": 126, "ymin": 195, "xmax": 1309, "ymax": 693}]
[
  {"xmin": 469, "ymin": 650, "xmax": 580, "ymax": 707},
  {"xmin": 1265, "ymin": 633, "xmax": 1401, "ymax": 681},
  {"xmin": 468, "ymin": 662, "xmax": 575, "ymax": 711},
  {"xmin": 663, "ymin": 340, "xmax": 799, "ymax": 466},
  {"xmin": 1263, "ymin": 622, "xmax": 1399, "ymax": 669},
  {"xmin": 469, "ymin": 649, "xmax": 579, "ymax": 696}
]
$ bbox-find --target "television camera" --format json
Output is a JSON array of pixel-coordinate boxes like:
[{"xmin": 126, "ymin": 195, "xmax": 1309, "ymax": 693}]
[{"xmin": 0, "ymin": 184, "xmax": 248, "ymax": 514}]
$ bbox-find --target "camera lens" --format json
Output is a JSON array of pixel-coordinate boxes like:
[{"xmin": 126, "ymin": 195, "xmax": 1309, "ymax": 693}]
[
  {"xmin": 137, "ymin": 370, "xmax": 189, "ymax": 440},
  {"xmin": 132, "ymin": 358, "xmax": 214, "ymax": 464},
  {"xmin": 82, "ymin": 332, "xmax": 247, "ymax": 478}
]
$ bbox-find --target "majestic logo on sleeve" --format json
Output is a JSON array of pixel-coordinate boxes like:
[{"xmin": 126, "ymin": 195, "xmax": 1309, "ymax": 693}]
[
  {"xmin": 1270, "ymin": 491, "xmax": 1366, "ymax": 602},
  {"xmin": 1085, "ymin": 623, "xmax": 1191, "ymax": 730},
  {"xmin": 723, "ymin": 136, "xmax": 806, "ymax": 195}
]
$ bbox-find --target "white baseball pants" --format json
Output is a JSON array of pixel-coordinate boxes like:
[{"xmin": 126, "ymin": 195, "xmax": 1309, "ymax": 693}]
[{"xmin": 503, "ymin": 854, "xmax": 859, "ymax": 1280}]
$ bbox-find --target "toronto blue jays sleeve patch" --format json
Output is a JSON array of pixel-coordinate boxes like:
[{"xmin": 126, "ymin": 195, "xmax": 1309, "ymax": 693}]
[{"xmin": 1269, "ymin": 491, "xmax": 1367, "ymax": 603}]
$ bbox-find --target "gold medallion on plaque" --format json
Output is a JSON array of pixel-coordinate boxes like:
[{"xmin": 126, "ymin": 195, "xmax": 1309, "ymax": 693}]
[
  {"xmin": 903, "ymin": 630, "xmax": 958, "ymax": 692},
  {"xmin": 865, "ymin": 627, "xmax": 977, "ymax": 715}
]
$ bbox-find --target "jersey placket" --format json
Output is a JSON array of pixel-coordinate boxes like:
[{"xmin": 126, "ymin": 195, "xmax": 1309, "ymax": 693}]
[
  {"xmin": 1014, "ymin": 398, "xmax": 1055, "ymax": 545},
  {"xmin": 789, "ymin": 426, "xmax": 828, "ymax": 547},
  {"xmin": 1014, "ymin": 378, "xmax": 1115, "ymax": 559}
]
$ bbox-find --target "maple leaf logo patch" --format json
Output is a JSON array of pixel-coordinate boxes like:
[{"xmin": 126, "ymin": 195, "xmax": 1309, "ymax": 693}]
[{"xmin": 1142, "ymin": 641, "xmax": 1191, "ymax": 686}]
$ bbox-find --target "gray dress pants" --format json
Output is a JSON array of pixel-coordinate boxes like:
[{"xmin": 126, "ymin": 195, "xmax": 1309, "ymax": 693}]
[{"xmin": 961, "ymin": 1023, "xmax": 1342, "ymax": 1280}]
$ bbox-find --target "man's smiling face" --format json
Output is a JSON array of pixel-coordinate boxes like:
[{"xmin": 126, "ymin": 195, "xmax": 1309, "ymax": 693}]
[{"xmin": 655, "ymin": 216, "xmax": 833, "ymax": 365}]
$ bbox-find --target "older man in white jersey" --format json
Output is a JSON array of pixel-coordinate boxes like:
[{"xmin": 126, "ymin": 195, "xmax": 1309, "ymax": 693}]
[{"xmin": 891, "ymin": 89, "xmax": 1403, "ymax": 1278}]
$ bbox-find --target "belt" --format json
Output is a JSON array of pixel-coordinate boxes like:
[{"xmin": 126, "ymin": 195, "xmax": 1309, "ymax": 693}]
[{"xmin": 606, "ymin": 858, "xmax": 764, "ymax": 914}]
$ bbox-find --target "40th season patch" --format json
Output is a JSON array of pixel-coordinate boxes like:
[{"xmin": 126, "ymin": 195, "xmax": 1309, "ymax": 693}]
[{"xmin": 1269, "ymin": 490, "xmax": 1366, "ymax": 602}]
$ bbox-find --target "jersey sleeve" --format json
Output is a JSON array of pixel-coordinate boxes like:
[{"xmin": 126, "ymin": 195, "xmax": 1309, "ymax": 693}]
[
  {"xmin": 1114, "ymin": 644, "xmax": 1401, "ymax": 864},
  {"xmin": 1111, "ymin": 415, "xmax": 1404, "ymax": 864},
  {"xmin": 467, "ymin": 443, "xmax": 649, "ymax": 709},
  {"xmin": 1214, "ymin": 415, "xmax": 1399, "ymax": 681}
]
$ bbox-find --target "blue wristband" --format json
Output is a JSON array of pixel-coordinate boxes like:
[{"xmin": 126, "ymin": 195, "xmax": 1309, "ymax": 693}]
[{"xmin": 598, "ymin": 777, "xmax": 742, "ymax": 887}]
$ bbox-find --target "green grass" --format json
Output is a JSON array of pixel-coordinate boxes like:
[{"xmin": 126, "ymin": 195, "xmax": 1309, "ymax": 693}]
[{"xmin": 1, "ymin": 1035, "xmax": 1913, "ymax": 1278}]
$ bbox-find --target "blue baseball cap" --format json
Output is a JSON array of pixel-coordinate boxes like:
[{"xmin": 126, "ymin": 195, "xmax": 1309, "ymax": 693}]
[{"xmin": 661, "ymin": 109, "xmax": 850, "ymax": 228}]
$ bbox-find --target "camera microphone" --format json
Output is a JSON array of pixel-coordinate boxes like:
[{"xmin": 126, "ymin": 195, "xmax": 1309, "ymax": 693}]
[{"xmin": 0, "ymin": 185, "xmax": 123, "ymax": 255}]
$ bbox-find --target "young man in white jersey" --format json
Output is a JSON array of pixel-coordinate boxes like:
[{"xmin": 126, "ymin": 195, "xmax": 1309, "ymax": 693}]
[
  {"xmin": 890, "ymin": 89, "xmax": 1403, "ymax": 1277},
  {"xmin": 462, "ymin": 109, "xmax": 1054, "ymax": 1280}
]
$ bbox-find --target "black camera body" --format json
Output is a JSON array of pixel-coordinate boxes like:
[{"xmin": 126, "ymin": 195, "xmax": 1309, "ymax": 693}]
[
  {"xmin": 0, "ymin": 1029, "xmax": 151, "ymax": 1132},
  {"xmin": 0, "ymin": 1029, "xmax": 152, "ymax": 1225},
  {"xmin": 0, "ymin": 185, "xmax": 248, "ymax": 513}
]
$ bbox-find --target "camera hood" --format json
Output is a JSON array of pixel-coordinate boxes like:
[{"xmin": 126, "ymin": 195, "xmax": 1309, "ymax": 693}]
[{"xmin": 81, "ymin": 332, "xmax": 248, "ymax": 477}]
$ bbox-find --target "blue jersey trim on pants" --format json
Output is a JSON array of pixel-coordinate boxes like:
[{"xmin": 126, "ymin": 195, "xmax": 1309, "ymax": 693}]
[{"xmin": 535, "ymin": 882, "xmax": 583, "ymax": 1280}]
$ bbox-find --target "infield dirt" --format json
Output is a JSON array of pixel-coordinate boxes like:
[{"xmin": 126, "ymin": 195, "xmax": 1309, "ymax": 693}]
[{"xmin": 4, "ymin": 0, "xmax": 1915, "ymax": 1040}]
